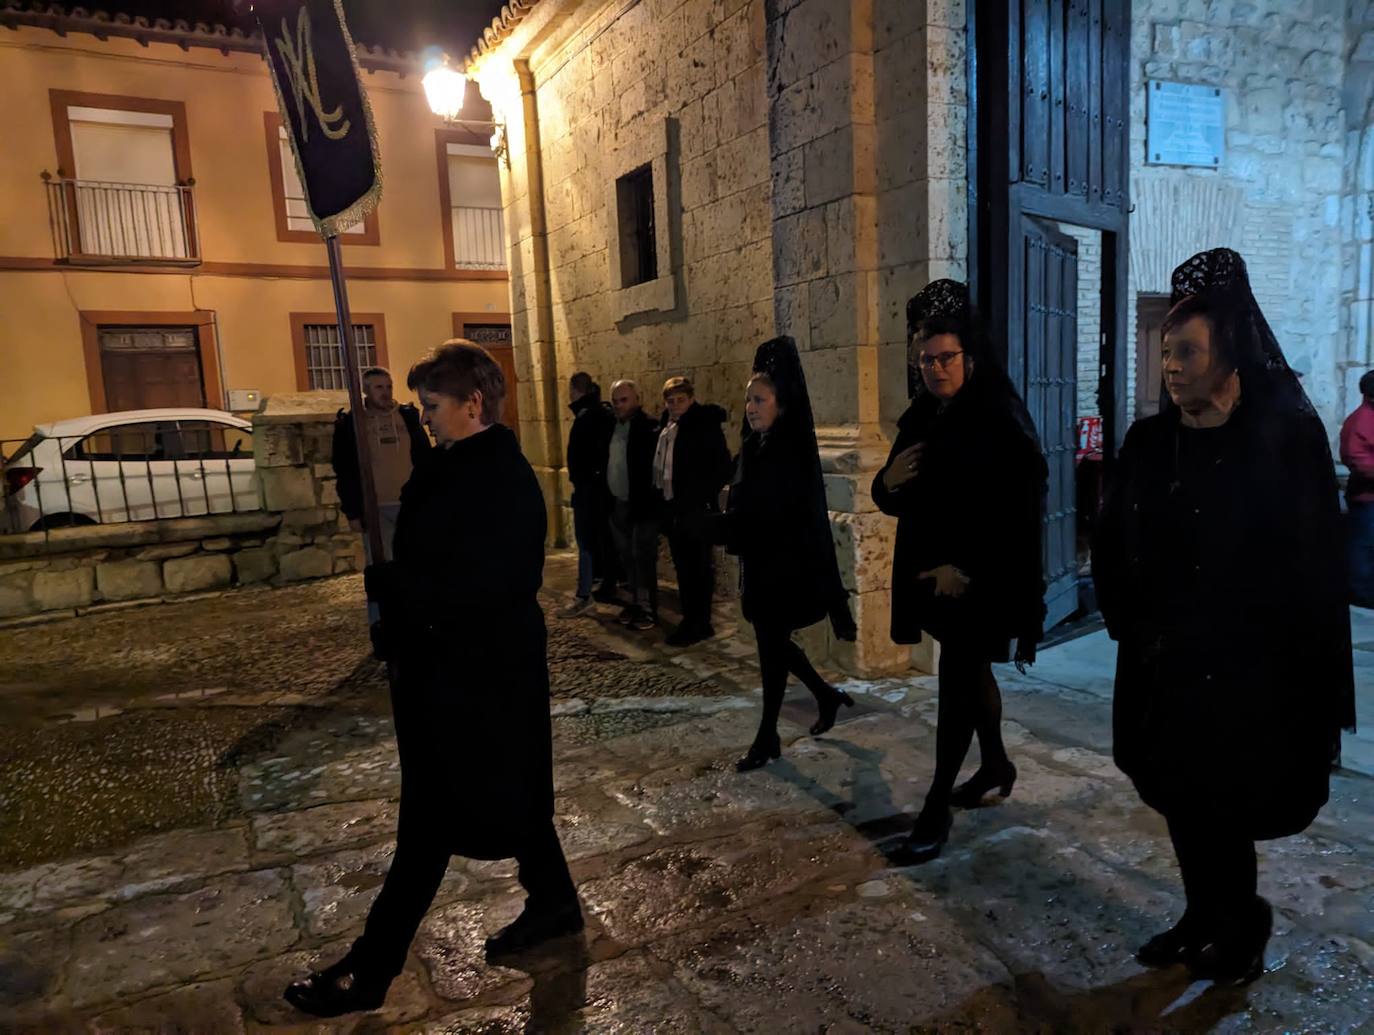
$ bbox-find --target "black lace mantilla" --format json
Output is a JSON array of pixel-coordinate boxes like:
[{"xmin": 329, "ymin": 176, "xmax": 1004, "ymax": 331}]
[{"xmin": 906, "ymin": 278, "xmax": 971, "ymax": 334}]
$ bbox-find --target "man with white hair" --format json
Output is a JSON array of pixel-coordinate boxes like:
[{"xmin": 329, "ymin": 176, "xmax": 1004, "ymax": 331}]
[{"xmin": 606, "ymin": 379, "xmax": 662, "ymax": 629}]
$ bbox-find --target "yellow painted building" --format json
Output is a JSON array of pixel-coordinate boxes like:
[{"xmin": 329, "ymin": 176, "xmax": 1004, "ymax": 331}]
[{"xmin": 0, "ymin": 14, "xmax": 512, "ymax": 447}]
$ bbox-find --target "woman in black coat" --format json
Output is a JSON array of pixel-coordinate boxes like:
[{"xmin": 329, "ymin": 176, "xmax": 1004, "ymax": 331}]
[
  {"xmin": 872, "ymin": 281, "xmax": 1048, "ymax": 864},
  {"xmin": 723, "ymin": 336, "xmax": 857, "ymax": 772},
  {"xmin": 285, "ymin": 341, "xmax": 580, "ymax": 1018},
  {"xmin": 1093, "ymin": 249, "xmax": 1355, "ymax": 985}
]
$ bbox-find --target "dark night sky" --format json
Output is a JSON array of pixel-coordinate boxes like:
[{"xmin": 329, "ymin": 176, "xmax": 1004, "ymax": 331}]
[{"xmin": 107, "ymin": 1, "xmax": 510, "ymax": 56}]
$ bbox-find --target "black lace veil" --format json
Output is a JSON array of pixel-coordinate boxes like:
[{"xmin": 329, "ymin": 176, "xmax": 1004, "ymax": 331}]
[
  {"xmin": 749, "ymin": 335, "xmax": 854, "ymax": 633},
  {"xmin": 1167, "ymin": 248, "xmax": 1315, "ymax": 419},
  {"xmin": 906, "ymin": 279, "xmax": 1042, "ymax": 447}
]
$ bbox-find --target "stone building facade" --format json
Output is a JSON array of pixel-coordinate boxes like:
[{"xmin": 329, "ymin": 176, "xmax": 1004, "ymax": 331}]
[{"xmin": 470, "ymin": 0, "xmax": 1374, "ymax": 674}]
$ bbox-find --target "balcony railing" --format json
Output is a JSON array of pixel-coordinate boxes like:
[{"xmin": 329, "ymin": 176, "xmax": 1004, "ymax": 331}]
[
  {"xmin": 45, "ymin": 176, "xmax": 200, "ymax": 265},
  {"xmin": 451, "ymin": 205, "xmax": 507, "ymax": 270}
]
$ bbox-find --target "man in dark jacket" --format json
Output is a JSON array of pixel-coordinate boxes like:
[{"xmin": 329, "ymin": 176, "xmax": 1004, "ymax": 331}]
[
  {"xmin": 606, "ymin": 379, "xmax": 662, "ymax": 629},
  {"xmin": 561, "ymin": 372, "xmax": 616, "ymax": 616},
  {"xmin": 652, "ymin": 376, "xmax": 732, "ymax": 645},
  {"xmin": 331, "ymin": 367, "xmax": 431, "ymax": 572}
]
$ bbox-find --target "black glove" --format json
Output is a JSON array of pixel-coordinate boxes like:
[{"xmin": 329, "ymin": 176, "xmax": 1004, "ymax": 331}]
[
  {"xmin": 829, "ymin": 594, "xmax": 857, "ymax": 642},
  {"xmin": 363, "ymin": 561, "xmax": 403, "ymax": 607},
  {"xmin": 368, "ymin": 620, "xmax": 396, "ymax": 663}
]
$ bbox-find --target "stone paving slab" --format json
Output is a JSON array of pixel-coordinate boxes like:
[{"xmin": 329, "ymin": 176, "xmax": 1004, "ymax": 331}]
[{"xmin": 0, "ymin": 558, "xmax": 1372, "ymax": 1031}]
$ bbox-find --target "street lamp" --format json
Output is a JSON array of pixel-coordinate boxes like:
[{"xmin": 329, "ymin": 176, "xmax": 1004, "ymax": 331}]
[{"xmin": 422, "ymin": 50, "xmax": 509, "ymax": 167}]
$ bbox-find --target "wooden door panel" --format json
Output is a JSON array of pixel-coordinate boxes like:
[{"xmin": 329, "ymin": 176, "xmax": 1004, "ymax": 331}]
[{"xmin": 1023, "ymin": 218, "xmax": 1079, "ymax": 629}]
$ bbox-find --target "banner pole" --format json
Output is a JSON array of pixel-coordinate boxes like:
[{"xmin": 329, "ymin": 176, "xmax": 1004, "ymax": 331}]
[{"xmin": 326, "ymin": 234, "xmax": 387, "ymax": 571}]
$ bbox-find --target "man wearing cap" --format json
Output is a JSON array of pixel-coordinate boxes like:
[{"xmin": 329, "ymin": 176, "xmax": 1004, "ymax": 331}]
[{"xmin": 652, "ymin": 376, "xmax": 732, "ymax": 645}]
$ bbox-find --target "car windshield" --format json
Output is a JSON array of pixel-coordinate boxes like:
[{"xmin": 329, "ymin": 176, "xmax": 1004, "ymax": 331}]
[{"xmin": 2, "ymin": 433, "xmax": 43, "ymax": 466}]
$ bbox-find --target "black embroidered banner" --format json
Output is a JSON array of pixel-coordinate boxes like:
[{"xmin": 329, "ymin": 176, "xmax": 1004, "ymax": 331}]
[{"xmin": 252, "ymin": 0, "xmax": 381, "ymax": 237}]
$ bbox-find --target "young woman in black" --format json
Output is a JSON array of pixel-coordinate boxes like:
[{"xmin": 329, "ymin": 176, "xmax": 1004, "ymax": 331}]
[
  {"xmin": 722, "ymin": 336, "xmax": 857, "ymax": 772},
  {"xmin": 1093, "ymin": 249, "xmax": 1354, "ymax": 984},
  {"xmin": 872, "ymin": 281, "xmax": 1048, "ymax": 863}
]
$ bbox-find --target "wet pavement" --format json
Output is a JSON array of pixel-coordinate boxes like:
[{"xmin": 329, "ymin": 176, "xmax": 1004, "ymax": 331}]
[{"xmin": 0, "ymin": 555, "xmax": 1372, "ymax": 1032}]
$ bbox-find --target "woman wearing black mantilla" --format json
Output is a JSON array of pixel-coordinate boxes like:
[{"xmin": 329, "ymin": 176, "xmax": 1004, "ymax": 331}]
[
  {"xmin": 872, "ymin": 280, "xmax": 1048, "ymax": 864},
  {"xmin": 721, "ymin": 335, "xmax": 858, "ymax": 772},
  {"xmin": 285, "ymin": 341, "xmax": 581, "ymax": 1018},
  {"xmin": 1093, "ymin": 248, "xmax": 1355, "ymax": 985}
]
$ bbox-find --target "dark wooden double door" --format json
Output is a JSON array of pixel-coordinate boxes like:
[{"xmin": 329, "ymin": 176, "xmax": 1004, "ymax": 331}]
[{"xmin": 972, "ymin": 0, "xmax": 1130, "ymax": 628}]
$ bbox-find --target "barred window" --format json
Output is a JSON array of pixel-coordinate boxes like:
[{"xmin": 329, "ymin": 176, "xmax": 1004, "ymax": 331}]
[{"xmin": 303, "ymin": 323, "xmax": 377, "ymax": 390}]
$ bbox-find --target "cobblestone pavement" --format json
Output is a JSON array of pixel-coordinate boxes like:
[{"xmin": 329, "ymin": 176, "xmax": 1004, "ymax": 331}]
[{"xmin": 1, "ymin": 555, "xmax": 1372, "ymax": 1032}]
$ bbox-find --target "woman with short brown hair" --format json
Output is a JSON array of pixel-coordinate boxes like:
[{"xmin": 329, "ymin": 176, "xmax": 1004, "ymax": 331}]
[{"xmin": 286, "ymin": 340, "xmax": 581, "ymax": 1017}]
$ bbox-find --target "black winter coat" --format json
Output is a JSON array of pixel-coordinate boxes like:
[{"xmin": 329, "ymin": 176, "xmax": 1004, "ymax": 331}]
[
  {"xmin": 611, "ymin": 410, "xmax": 663, "ymax": 521},
  {"xmin": 723, "ymin": 425, "xmax": 845, "ymax": 631},
  {"xmin": 872, "ymin": 389, "xmax": 1047, "ymax": 661},
  {"xmin": 567, "ymin": 392, "xmax": 615, "ymax": 505},
  {"xmin": 369, "ymin": 424, "xmax": 552, "ymax": 860},
  {"xmin": 1092, "ymin": 404, "xmax": 1354, "ymax": 838},
  {"xmin": 660, "ymin": 401, "xmax": 732, "ymax": 514},
  {"xmin": 331, "ymin": 404, "xmax": 431, "ymax": 520}
]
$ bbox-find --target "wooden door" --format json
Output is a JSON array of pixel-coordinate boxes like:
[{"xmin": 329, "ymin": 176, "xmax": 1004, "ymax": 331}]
[
  {"xmin": 99, "ymin": 327, "xmax": 205, "ymax": 411},
  {"xmin": 1022, "ymin": 217, "xmax": 1079, "ymax": 629},
  {"xmin": 458, "ymin": 321, "xmax": 518, "ymax": 438}
]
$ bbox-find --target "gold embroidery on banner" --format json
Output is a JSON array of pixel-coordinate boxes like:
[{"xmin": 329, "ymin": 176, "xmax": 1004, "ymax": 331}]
[{"xmin": 275, "ymin": 7, "xmax": 351, "ymax": 142}]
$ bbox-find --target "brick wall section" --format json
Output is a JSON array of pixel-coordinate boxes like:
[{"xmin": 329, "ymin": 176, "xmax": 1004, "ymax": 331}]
[
  {"xmin": 1129, "ymin": 0, "xmax": 1346, "ymax": 431},
  {"xmin": 1056, "ymin": 223, "xmax": 1104, "ymax": 420}
]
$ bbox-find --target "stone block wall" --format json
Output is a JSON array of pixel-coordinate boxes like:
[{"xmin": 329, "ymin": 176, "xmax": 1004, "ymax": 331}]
[
  {"xmin": 1129, "ymin": 0, "xmax": 1347, "ymax": 431},
  {"xmin": 0, "ymin": 393, "xmax": 365, "ymax": 621},
  {"xmin": 487, "ymin": 0, "xmax": 776, "ymax": 521}
]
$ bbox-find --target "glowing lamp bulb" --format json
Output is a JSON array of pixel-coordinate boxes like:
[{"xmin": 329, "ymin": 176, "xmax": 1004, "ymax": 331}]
[{"xmin": 423, "ymin": 65, "xmax": 468, "ymax": 120}]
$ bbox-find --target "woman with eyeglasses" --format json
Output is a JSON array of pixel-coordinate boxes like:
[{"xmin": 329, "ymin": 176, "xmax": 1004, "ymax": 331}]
[{"xmin": 872, "ymin": 280, "xmax": 1048, "ymax": 864}]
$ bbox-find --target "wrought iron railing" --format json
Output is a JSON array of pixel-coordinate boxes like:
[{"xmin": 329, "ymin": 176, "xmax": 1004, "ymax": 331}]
[
  {"xmin": 1, "ymin": 430, "xmax": 260, "ymax": 537},
  {"xmin": 44, "ymin": 176, "xmax": 201, "ymax": 265}
]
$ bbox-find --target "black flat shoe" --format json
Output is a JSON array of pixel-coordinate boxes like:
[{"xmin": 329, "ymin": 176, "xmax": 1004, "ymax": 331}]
[
  {"xmin": 485, "ymin": 900, "xmax": 584, "ymax": 961},
  {"xmin": 735, "ymin": 732, "xmax": 782, "ymax": 772},
  {"xmin": 810, "ymin": 689, "xmax": 855, "ymax": 736},
  {"xmin": 1190, "ymin": 896, "xmax": 1272, "ymax": 986},
  {"xmin": 1136, "ymin": 913, "xmax": 1202, "ymax": 968},
  {"xmin": 284, "ymin": 960, "xmax": 389, "ymax": 1018},
  {"xmin": 949, "ymin": 761, "xmax": 1017, "ymax": 808},
  {"xmin": 895, "ymin": 807, "xmax": 953, "ymax": 865}
]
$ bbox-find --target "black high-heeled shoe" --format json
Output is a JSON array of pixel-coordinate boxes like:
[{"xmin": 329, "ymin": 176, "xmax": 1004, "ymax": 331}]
[
  {"xmin": 1136, "ymin": 912, "xmax": 1202, "ymax": 968},
  {"xmin": 894, "ymin": 806, "xmax": 953, "ymax": 864},
  {"xmin": 284, "ymin": 957, "xmax": 391, "ymax": 1018},
  {"xmin": 1189, "ymin": 896, "xmax": 1272, "ymax": 986},
  {"xmin": 810, "ymin": 689, "xmax": 855, "ymax": 736},
  {"xmin": 736, "ymin": 732, "xmax": 782, "ymax": 772},
  {"xmin": 949, "ymin": 760, "xmax": 1017, "ymax": 808}
]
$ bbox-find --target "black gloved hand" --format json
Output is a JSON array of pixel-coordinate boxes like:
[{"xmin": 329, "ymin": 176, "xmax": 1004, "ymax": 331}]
[
  {"xmin": 829, "ymin": 594, "xmax": 858, "ymax": 643},
  {"xmin": 363, "ymin": 561, "xmax": 401, "ymax": 607},
  {"xmin": 368, "ymin": 620, "xmax": 394, "ymax": 663}
]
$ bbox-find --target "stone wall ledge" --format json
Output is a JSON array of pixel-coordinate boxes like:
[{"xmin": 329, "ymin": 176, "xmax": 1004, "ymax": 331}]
[{"xmin": 0, "ymin": 513, "xmax": 282, "ymax": 561}]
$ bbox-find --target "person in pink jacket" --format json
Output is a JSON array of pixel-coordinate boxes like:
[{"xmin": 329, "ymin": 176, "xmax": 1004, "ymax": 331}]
[{"xmin": 1340, "ymin": 370, "xmax": 1374, "ymax": 606}]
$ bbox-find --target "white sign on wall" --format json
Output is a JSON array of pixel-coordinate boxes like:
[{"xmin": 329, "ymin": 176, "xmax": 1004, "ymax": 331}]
[{"xmin": 1146, "ymin": 80, "xmax": 1224, "ymax": 168}]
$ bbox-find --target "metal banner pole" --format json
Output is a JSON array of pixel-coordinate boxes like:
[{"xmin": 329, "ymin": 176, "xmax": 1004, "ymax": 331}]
[{"xmin": 325, "ymin": 234, "xmax": 386, "ymax": 569}]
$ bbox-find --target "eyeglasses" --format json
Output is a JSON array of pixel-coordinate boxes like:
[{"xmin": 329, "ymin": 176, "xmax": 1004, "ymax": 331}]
[{"xmin": 916, "ymin": 349, "xmax": 964, "ymax": 370}]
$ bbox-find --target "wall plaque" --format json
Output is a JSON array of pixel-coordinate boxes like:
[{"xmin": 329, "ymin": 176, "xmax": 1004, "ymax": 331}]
[{"xmin": 1146, "ymin": 80, "xmax": 1224, "ymax": 168}]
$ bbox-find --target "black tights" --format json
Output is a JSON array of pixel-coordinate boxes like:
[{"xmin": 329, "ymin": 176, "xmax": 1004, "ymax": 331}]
[
  {"xmin": 1167, "ymin": 811, "xmax": 1258, "ymax": 933},
  {"xmin": 752, "ymin": 623, "xmax": 835, "ymax": 744},
  {"xmin": 924, "ymin": 642, "xmax": 1008, "ymax": 811}
]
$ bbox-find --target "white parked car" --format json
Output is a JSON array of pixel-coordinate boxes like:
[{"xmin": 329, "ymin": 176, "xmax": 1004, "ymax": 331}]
[{"xmin": 1, "ymin": 409, "xmax": 260, "ymax": 533}]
